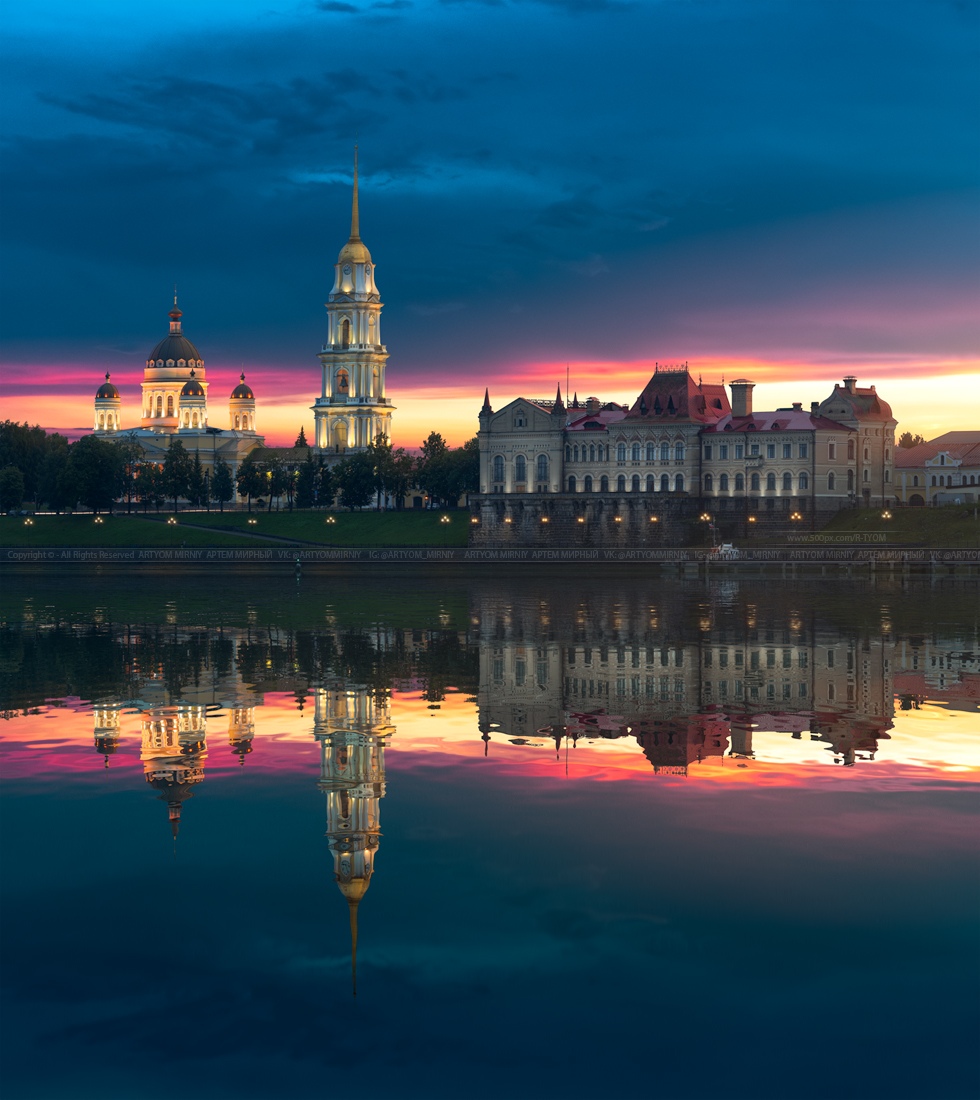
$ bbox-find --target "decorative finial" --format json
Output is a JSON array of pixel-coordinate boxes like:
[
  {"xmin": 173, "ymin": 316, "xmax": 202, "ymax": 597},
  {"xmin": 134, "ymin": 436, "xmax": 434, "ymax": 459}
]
[
  {"xmin": 240, "ymin": 371, "xmax": 246, "ymax": 383},
  {"xmin": 173, "ymin": 284, "xmax": 178, "ymax": 306},
  {"xmin": 105, "ymin": 371, "xmax": 110, "ymax": 382},
  {"xmin": 350, "ymin": 145, "xmax": 360, "ymax": 240}
]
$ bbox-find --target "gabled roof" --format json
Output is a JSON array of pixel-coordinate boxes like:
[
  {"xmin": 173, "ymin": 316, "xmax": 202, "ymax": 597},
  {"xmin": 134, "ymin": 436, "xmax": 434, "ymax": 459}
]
[
  {"xmin": 895, "ymin": 437, "xmax": 980, "ymax": 468},
  {"xmin": 820, "ymin": 383, "xmax": 895, "ymax": 422},
  {"xmin": 624, "ymin": 370, "xmax": 730, "ymax": 423}
]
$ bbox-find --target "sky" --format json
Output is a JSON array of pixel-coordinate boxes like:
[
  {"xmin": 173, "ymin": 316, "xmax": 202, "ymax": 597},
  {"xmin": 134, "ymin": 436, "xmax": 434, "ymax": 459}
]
[{"xmin": 1, "ymin": 0, "xmax": 978, "ymax": 447}]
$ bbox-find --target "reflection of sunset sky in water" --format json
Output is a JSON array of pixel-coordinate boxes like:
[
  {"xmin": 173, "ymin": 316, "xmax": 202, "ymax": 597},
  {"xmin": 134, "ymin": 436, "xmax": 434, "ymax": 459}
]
[
  {"xmin": 3, "ymin": 687, "xmax": 976, "ymax": 788},
  {"xmin": 2, "ymin": 574, "xmax": 978, "ymax": 1100}
]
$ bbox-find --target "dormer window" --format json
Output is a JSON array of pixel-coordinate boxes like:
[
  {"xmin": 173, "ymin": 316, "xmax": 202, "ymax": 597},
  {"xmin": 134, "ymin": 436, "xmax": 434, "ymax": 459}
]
[{"xmin": 514, "ymin": 415, "xmax": 526, "ymax": 428}]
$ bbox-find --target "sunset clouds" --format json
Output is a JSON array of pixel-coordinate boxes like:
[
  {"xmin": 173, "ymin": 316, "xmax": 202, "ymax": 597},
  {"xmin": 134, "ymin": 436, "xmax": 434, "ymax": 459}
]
[{"xmin": 2, "ymin": 0, "xmax": 977, "ymax": 444}]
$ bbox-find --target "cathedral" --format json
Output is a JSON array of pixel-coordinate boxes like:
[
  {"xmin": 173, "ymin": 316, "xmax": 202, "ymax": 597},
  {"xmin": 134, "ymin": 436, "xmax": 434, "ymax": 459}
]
[{"xmin": 92, "ymin": 151, "xmax": 391, "ymax": 490}]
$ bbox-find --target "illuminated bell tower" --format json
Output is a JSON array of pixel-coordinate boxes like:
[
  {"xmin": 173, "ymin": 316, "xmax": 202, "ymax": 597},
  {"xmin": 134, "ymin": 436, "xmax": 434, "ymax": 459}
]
[
  {"xmin": 140, "ymin": 704, "xmax": 208, "ymax": 840},
  {"xmin": 313, "ymin": 682, "xmax": 395, "ymax": 993},
  {"xmin": 312, "ymin": 148, "xmax": 393, "ymax": 455}
]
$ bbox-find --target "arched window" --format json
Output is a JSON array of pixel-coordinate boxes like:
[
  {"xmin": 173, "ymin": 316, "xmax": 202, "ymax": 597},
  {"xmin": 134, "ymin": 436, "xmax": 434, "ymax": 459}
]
[
  {"xmin": 600, "ymin": 475, "xmax": 609, "ymax": 492},
  {"xmin": 573, "ymin": 445, "xmax": 579, "ymax": 462},
  {"xmin": 674, "ymin": 474, "xmax": 685, "ymax": 492},
  {"xmin": 782, "ymin": 472, "xmax": 792, "ymax": 491},
  {"xmin": 646, "ymin": 474, "xmax": 655, "ymax": 491},
  {"xmin": 515, "ymin": 455, "xmax": 527, "ymax": 483},
  {"xmin": 660, "ymin": 474, "xmax": 670, "ymax": 492},
  {"xmin": 166, "ymin": 395, "xmax": 174, "ymax": 416},
  {"xmin": 674, "ymin": 443, "xmax": 685, "ymax": 462},
  {"xmin": 565, "ymin": 445, "xmax": 571, "ymax": 461},
  {"xmin": 864, "ymin": 448, "xmax": 869, "ymax": 461},
  {"xmin": 536, "ymin": 454, "xmax": 549, "ymax": 482},
  {"xmin": 847, "ymin": 470, "xmax": 855, "ymax": 490},
  {"xmin": 584, "ymin": 475, "xmax": 593, "ymax": 492},
  {"xmin": 155, "ymin": 396, "xmax": 163, "ymax": 416},
  {"xmin": 617, "ymin": 474, "xmax": 626, "ymax": 492},
  {"xmin": 719, "ymin": 473, "xmax": 729, "ymax": 491},
  {"xmin": 567, "ymin": 475, "xmax": 577, "ymax": 492},
  {"xmin": 660, "ymin": 442, "xmax": 669, "ymax": 462},
  {"xmin": 766, "ymin": 473, "xmax": 776, "ymax": 491},
  {"xmin": 235, "ymin": 415, "xmax": 241, "ymax": 429},
  {"xmin": 341, "ymin": 318, "xmax": 351, "ymax": 348},
  {"xmin": 631, "ymin": 443, "xmax": 641, "ymax": 461},
  {"xmin": 492, "ymin": 455, "xmax": 505, "ymax": 482},
  {"xmin": 617, "ymin": 443, "xmax": 627, "ymax": 462},
  {"xmin": 798, "ymin": 472, "xmax": 809, "ymax": 490},
  {"xmin": 704, "ymin": 474, "xmax": 713, "ymax": 491},
  {"xmin": 735, "ymin": 473, "xmax": 744, "ymax": 491},
  {"xmin": 847, "ymin": 439, "xmax": 855, "ymax": 460},
  {"xmin": 646, "ymin": 443, "xmax": 655, "ymax": 462},
  {"xmin": 631, "ymin": 474, "xmax": 640, "ymax": 492},
  {"xmin": 589, "ymin": 444, "xmax": 595, "ymax": 462},
  {"xmin": 912, "ymin": 475, "xmax": 919, "ymax": 486},
  {"xmin": 191, "ymin": 412, "xmax": 198, "ymax": 428},
  {"xmin": 97, "ymin": 413, "xmax": 104, "ymax": 429},
  {"xmin": 751, "ymin": 473, "xmax": 761, "ymax": 491},
  {"xmin": 828, "ymin": 472, "xmax": 836, "ymax": 490},
  {"xmin": 863, "ymin": 469, "xmax": 869, "ymax": 483}
]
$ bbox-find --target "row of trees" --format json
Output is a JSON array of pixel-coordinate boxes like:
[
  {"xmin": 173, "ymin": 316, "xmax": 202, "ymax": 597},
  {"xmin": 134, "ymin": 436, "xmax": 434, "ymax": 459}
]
[{"xmin": 0, "ymin": 421, "xmax": 479, "ymax": 513}]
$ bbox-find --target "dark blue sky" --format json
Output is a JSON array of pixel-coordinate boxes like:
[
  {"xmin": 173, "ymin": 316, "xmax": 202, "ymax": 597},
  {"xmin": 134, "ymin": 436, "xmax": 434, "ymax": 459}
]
[{"xmin": 1, "ymin": 0, "xmax": 978, "ymax": 441}]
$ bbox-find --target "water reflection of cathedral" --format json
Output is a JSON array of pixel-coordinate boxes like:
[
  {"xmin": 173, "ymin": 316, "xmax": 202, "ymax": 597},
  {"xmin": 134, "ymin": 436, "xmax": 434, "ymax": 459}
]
[{"xmin": 473, "ymin": 591, "xmax": 897, "ymax": 772}]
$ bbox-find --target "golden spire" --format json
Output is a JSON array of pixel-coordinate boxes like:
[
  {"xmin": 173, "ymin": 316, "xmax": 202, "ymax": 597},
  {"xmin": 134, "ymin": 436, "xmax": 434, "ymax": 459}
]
[
  {"xmin": 349, "ymin": 898, "xmax": 359, "ymax": 997},
  {"xmin": 351, "ymin": 145, "xmax": 360, "ymax": 240}
]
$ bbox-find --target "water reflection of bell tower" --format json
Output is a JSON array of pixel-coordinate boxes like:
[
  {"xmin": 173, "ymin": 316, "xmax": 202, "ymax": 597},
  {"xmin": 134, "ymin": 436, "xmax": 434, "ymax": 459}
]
[
  {"xmin": 140, "ymin": 704, "xmax": 208, "ymax": 839},
  {"xmin": 313, "ymin": 684, "xmax": 394, "ymax": 992},
  {"xmin": 93, "ymin": 705, "xmax": 122, "ymax": 767}
]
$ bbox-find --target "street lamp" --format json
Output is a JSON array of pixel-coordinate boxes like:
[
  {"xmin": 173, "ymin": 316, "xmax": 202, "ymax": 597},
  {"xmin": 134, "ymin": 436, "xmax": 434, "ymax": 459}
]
[{"xmin": 881, "ymin": 510, "xmax": 892, "ymax": 520}]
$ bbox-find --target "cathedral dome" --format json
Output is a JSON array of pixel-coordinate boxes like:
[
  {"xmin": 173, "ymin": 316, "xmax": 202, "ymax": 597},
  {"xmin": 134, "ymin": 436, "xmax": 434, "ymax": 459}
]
[
  {"xmin": 147, "ymin": 303, "xmax": 203, "ymax": 365},
  {"xmin": 181, "ymin": 371, "xmax": 205, "ymax": 397},
  {"xmin": 96, "ymin": 373, "xmax": 119, "ymax": 399},
  {"xmin": 231, "ymin": 373, "xmax": 254, "ymax": 400}
]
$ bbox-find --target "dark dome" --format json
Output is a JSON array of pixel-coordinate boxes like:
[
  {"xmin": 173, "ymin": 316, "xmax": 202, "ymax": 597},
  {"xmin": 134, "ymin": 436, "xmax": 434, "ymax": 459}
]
[
  {"xmin": 231, "ymin": 372, "xmax": 254, "ymax": 400},
  {"xmin": 96, "ymin": 373, "xmax": 119, "ymax": 399},
  {"xmin": 148, "ymin": 334, "xmax": 203, "ymax": 365},
  {"xmin": 181, "ymin": 377, "xmax": 206, "ymax": 397}
]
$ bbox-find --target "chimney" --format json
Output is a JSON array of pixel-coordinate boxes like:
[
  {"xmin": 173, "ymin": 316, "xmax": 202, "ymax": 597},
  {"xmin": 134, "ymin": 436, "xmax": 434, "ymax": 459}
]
[
  {"xmin": 843, "ymin": 376, "xmax": 857, "ymax": 393},
  {"xmin": 729, "ymin": 379, "xmax": 755, "ymax": 419},
  {"xmin": 586, "ymin": 396, "xmax": 601, "ymax": 413},
  {"xmin": 810, "ymin": 401, "xmax": 820, "ymax": 414},
  {"xmin": 792, "ymin": 402, "xmax": 802, "ymax": 411}
]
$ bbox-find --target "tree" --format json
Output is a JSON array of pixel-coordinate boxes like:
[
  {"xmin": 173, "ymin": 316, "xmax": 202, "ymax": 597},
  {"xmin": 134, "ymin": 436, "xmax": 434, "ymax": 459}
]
[
  {"xmin": 161, "ymin": 438, "xmax": 194, "ymax": 510},
  {"xmin": 898, "ymin": 432, "xmax": 925, "ymax": 449},
  {"xmin": 0, "ymin": 465, "xmax": 25, "ymax": 511},
  {"xmin": 0, "ymin": 422, "xmax": 71, "ymax": 506},
  {"xmin": 318, "ymin": 460, "xmax": 336, "ymax": 509},
  {"xmin": 212, "ymin": 457, "xmax": 234, "ymax": 512},
  {"xmin": 135, "ymin": 462, "xmax": 165, "ymax": 513},
  {"xmin": 116, "ymin": 435, "xmax": 145, "ymax": 514},
  {"xmin": 188, "ymin": 454, "xmax": 207, "ymax": 508},
  {"xmin": 294, "ymin": 426, "xmax": 308, "ymax": 448},
  {"xmin": 37, "ymin": 436, "xmax": 73, "ymax": 511},
  {"xmin": 296, "ymin": 450, "xmax": 319, "ymax": 509},
  {"xmin": 334, "ymin": 453, "xmax": 375, "ymax": 510},
  {"xmin": 66, "ymin": 435, "xmax": 126, "ymax": 512},
  {"xmin": 413, "ymin": 433, "xmax": 478, "ymax": 509},
  {"xmin": 236, "ymin": 451, "xmax": 263, "ymax": 512},
  {"xmin": 267, "ymin": 456, "xmax": 292, "ymax": 511}
]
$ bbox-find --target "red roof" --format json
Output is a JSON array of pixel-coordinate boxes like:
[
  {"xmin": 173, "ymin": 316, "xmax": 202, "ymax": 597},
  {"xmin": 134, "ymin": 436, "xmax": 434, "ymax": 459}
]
[
  {"xmin": 703, "ymin": 410, "xmax": 851, "ymax": 434},
  {"xmin": 623, "ymin": 370, "xmax": 730, "ymax": 423},
  {"xmin": 894, "ymin": 435, "xmax": 980, "ymax": 469}
]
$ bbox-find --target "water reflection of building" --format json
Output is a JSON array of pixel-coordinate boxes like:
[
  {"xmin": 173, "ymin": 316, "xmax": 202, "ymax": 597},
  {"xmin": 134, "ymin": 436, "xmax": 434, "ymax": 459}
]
[
  {"xmin": 313, "ymin": 682, "xmax": 395, "ymax": 993},
  {"xmin": 474, "ymin": 589, "xmax": 896, "ymax": 773},
  {"xmin": 228, "ymin": 703, "xmax": 256, "ymax": 765},
  {"xmin": 140, "ymin": 705, "xmax": 208, "ymax": 839},
  {"xmin": 93, "ymin": 705, "xmax": 122, "ymax": 767}
]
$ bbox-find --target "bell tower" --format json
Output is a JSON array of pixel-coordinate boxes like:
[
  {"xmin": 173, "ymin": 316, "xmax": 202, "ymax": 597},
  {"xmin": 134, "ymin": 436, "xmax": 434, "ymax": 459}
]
[{"xmin": 312, "ymin": 148, "xmax": 393, "ymax": 455}]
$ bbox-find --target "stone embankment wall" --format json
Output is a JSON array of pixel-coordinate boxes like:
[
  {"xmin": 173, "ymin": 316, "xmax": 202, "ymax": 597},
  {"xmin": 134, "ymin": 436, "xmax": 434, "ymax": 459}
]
[{"xmin": 468, "ymin": 493, "xmax": 845, "ymax": 547}]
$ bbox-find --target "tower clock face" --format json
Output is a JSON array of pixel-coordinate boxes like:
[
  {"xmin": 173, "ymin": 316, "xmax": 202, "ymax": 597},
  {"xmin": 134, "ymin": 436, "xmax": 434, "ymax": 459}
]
[{"xmin": 343, "ymin": 265, "xmax": 352, "ymax": 276}]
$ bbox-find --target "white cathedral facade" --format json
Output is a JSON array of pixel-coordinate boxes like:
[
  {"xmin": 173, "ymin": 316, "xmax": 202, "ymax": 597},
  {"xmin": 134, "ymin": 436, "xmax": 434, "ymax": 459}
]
[{"xmin": 91, "ymin": 151, "xmax": 392, "ymax": 486}]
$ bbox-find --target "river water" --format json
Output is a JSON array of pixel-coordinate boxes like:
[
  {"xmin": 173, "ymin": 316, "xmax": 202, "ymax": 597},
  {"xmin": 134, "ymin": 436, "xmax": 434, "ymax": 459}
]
[{"xmin": 1, "ymin": 569, "xmax": 977, "ymax": 1100}]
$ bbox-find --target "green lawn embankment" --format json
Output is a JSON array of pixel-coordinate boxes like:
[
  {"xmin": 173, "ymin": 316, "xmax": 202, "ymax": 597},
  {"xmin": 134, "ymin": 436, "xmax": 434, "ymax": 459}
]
[
  {"xmin": 1, "ymin": 509, "xmax": 471, "ymax": 548},
  {"xmin": 816, "ymin": 505, "xmax": 980, "ymax": 547},
  {"xmin": 141, "ymin": 509, "xmax": 470, "ymax": 546}
]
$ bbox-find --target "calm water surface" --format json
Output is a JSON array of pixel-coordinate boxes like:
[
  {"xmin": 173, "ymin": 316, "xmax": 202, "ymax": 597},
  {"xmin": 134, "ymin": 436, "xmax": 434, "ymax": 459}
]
[{"xmin": 1, "ymin": 570, "xmax": 978, "ymax": 1100}]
